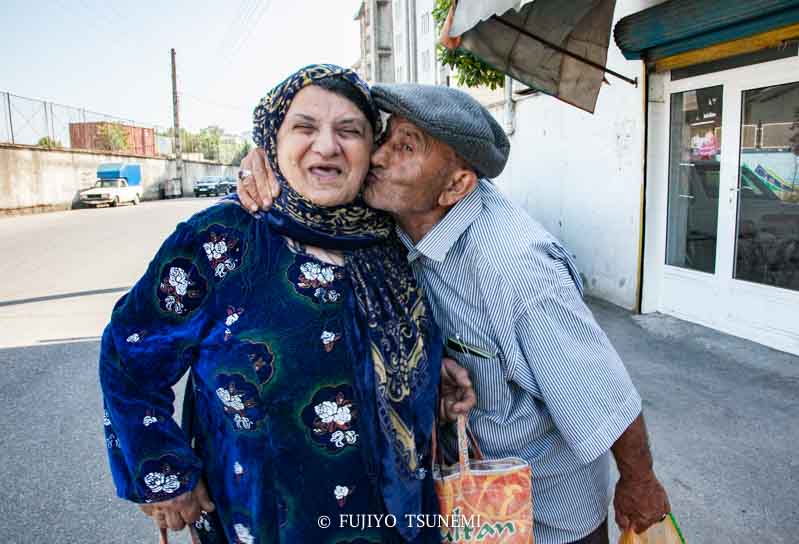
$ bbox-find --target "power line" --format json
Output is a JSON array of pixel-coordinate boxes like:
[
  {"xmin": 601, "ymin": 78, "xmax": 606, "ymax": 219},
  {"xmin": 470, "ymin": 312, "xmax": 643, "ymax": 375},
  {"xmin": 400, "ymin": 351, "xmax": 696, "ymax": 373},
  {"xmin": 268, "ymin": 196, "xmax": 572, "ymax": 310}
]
[
  {"xmin": 217, "ymin": 0, "xmax": 258, "ymax": 56},
  {"xmin": 228, "ymin": 0, "xmax": 273, "ymax": 59}
]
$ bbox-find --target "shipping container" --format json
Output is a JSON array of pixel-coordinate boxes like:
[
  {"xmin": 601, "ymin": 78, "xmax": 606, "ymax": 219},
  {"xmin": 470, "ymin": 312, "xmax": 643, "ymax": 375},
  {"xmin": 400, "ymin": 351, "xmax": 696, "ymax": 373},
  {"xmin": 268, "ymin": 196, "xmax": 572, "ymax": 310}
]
[{"xmin": 68, "ymin": 122, "xmax": 157, "ymax": 156}]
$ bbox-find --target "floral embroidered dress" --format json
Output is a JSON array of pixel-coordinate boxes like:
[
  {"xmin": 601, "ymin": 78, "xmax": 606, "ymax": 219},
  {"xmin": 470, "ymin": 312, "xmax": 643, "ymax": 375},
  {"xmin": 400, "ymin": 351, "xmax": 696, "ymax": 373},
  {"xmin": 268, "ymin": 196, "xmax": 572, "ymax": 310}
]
[{"xmin": 100, "ymin": 201, "xmax": 430, "ymax": 543}]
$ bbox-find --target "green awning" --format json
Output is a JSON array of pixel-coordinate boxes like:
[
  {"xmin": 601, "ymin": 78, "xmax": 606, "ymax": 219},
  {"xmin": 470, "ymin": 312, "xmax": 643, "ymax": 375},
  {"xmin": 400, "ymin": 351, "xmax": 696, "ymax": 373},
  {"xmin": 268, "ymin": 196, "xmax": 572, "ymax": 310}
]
[{"xmin": 614, "ymin": 0, "xmax": 799, "ymax": 62}]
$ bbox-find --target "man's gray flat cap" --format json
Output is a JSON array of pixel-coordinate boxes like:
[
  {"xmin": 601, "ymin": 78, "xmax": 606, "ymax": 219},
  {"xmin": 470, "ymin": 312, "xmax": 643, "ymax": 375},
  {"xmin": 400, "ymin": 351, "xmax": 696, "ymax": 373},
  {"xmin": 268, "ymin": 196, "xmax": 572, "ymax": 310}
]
[{"xmin": 371, "ymin": 83, "xmax": 510, "ymax": 178}]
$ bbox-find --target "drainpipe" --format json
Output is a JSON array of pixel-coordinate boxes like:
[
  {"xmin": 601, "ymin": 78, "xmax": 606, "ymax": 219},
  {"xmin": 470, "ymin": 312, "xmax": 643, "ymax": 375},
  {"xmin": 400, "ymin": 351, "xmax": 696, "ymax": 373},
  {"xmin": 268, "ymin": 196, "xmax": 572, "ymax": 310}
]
[
  {"xmin": 503, "ymin": 76, "xmax": 515, "ymax": 136},
  {"xmin": 406, "ymin": 0, "xmax": 418, "ymax": 82}
]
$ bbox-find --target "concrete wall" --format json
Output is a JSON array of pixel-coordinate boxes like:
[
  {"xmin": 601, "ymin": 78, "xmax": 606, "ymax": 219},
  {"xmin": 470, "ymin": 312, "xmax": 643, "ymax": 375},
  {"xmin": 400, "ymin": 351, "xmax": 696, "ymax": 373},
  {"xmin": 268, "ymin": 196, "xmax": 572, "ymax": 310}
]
[
  {"xmin": 492, "ymin": 0, "xmax": 664, "ymax": 310},
  {"xmin": 0, "ymin": 144, "xmax": 238, "ymax": 212}
]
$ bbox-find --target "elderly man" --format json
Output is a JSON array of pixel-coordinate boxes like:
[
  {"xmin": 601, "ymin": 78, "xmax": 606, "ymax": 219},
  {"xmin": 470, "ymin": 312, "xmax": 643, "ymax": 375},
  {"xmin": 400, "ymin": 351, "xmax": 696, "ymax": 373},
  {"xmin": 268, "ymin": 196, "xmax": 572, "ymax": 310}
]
[{"xmin": 238, "ymin": 83, "xmax": 670, "ymax": 544}]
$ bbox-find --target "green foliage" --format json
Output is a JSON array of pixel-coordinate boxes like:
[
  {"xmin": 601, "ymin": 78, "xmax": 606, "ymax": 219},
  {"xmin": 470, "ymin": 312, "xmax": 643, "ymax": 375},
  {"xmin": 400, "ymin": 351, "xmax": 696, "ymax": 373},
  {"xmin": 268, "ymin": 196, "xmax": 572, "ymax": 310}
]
[
  {"xmin": 432, "ymin": 0, "xmax": 505, "ymax": 90},
  {"xmin": 231, "ymin": 140, "xmax": 252, "ymax": 166},
  {"xmin": 198, "ymin": 126, "xmax": 222, "ymax": 161},
  {"xmin": 97, "ymin": 123, "xmax": 128, "ymax": 152},
  {"xmin": 36, "ymin": 136, "xmax": 63, "ymax": 149}
]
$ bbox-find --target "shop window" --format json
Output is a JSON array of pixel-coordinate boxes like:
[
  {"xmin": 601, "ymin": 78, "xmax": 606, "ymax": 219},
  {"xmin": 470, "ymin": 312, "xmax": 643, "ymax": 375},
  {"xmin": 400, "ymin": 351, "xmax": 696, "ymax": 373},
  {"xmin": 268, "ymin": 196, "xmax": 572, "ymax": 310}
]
[{"xmin": 734, "ymin": 81, "xmax": 799, "ymax": 291}]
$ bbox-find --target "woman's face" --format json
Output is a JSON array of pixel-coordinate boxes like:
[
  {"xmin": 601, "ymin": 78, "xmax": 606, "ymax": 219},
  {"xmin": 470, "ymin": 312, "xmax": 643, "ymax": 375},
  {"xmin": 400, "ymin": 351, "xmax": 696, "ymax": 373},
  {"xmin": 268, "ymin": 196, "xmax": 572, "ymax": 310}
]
[{"xmin": 276, "ymin": 85, "xmax": 374, "ymax": 207}]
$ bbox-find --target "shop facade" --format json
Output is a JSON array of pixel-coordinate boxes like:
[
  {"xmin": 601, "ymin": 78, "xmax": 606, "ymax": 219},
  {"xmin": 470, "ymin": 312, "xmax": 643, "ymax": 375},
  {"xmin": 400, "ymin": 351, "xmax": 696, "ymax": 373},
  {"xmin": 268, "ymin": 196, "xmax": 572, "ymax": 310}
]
[{"xmin": 617, "ymin": 1, "xmax": 799, "ymax": 354}]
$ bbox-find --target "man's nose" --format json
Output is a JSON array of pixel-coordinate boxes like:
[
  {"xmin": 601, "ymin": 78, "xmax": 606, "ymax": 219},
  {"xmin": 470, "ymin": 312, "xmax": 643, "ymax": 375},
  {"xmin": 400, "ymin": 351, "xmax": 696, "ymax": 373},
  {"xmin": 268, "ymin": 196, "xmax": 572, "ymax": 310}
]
[
  {"xmin": 312, "ymin": 127, "xmax": 340, "ymax": 157},
  {"xmin": 371, "ymin": 141, "xmax": 388, "ymax": 169}
]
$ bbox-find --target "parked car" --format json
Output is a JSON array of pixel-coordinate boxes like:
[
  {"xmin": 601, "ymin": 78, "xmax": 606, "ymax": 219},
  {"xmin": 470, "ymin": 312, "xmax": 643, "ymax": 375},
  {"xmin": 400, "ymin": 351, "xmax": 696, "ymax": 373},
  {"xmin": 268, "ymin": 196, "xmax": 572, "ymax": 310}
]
[
  {"xmin": 194, "ymin": 176, "xmax": 224, "ymax": 197},
  {"xmin": 218, "ymin": 176, "xmax": 238, "ymax": 194},
  {"xmin": 79, "ymin": 163, "xmax": 142, "ymax": 207}
]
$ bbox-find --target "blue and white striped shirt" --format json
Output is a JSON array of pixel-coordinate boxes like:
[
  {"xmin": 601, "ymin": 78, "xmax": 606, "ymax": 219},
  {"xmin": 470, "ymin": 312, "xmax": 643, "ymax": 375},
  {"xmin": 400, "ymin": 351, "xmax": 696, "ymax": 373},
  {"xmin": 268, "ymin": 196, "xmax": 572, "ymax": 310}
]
[{"xmin": 397, "ymin": 180, "xmax": 642, "ymax": 544}]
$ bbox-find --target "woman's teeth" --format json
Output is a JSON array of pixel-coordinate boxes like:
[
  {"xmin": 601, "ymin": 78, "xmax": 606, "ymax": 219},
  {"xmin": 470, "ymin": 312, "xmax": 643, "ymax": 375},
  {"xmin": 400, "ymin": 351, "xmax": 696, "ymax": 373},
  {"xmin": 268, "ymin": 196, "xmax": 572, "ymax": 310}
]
[{"xmin": 310, "ymin": 166, "xmax": 341, "ymax": 179}]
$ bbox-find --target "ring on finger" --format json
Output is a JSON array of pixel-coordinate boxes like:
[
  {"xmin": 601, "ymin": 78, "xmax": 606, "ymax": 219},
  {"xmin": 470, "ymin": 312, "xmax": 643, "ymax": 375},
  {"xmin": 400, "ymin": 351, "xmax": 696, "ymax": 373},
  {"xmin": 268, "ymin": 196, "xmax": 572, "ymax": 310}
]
[{"xmin": 238, "ymin": 169, "xmax": 253, "ymax": 181}]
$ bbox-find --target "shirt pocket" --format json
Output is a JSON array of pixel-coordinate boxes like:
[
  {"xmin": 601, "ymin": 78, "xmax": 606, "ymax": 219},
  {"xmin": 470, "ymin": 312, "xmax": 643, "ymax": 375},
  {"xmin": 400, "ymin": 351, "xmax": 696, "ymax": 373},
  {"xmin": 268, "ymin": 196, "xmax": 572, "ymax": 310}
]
[{"xmin": 445, "ymin": 347, "xmax": 509, "ymax": 416}]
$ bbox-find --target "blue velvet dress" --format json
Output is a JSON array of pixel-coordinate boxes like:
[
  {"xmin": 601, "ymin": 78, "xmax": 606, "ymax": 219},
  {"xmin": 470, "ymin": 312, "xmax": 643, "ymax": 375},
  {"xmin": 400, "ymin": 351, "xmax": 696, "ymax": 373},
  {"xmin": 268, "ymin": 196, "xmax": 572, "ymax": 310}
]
[{"xmin": 100, "ymin": 201, "xmax": 438, "ymax": 543}]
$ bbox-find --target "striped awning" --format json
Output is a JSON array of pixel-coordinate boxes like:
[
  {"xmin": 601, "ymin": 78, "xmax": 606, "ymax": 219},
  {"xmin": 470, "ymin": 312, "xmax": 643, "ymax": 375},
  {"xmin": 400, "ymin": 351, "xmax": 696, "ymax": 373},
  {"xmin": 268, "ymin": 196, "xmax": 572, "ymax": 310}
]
[{"xmin": 443, "ymin": 0, "xmax": 630, "ymax": 113}]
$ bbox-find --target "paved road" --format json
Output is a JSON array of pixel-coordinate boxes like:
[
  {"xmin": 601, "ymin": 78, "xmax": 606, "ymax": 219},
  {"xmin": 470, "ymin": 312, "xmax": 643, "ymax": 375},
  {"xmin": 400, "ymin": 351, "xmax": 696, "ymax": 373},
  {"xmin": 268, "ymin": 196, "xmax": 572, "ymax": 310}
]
[
  {"xmin": 0, "ymin": 198, "xmax": 796, "ymax": 543},
  {"xmin": 0, "ymin": 198, "xmax": 216, "ymax": 544}
]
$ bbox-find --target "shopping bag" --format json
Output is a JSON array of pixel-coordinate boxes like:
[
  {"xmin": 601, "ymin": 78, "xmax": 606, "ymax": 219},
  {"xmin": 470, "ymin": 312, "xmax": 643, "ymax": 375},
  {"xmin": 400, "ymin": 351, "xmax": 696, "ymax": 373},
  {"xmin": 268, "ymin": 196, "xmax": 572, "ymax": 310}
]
[
  {"xmin": 433, "ymin": 415, "xmax": 534, "ymax": 543},
  {"xmin": 618, "ymin": 514, "xmax": 685, "ymax": 544}
]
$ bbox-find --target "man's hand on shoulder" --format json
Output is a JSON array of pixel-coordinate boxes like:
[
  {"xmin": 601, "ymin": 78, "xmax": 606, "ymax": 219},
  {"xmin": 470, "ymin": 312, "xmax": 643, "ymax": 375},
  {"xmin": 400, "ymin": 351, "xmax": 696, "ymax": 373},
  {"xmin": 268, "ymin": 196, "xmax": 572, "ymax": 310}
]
[{"xmin": 237, "ymin": 147, "xmax": 280, "ymax": 213}]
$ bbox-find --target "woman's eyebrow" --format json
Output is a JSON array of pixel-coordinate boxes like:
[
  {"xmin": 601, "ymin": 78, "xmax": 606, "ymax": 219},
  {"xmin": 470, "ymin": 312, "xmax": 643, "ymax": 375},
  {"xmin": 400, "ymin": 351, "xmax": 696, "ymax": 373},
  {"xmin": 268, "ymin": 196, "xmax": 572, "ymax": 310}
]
[
  {"xmin": 288, "ymin": 113, "xmax": 317, "ymax": 123},
  {"xmin": 336, "ymin": 117, "xmax": 367, "ymax": 128}
]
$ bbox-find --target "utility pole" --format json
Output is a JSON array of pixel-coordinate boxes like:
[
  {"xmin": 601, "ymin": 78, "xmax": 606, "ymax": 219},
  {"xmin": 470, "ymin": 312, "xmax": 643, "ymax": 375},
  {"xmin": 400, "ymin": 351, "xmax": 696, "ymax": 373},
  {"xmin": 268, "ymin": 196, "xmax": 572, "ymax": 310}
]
[{"xmin": 171, "ymin": 48, "xmax": 183, "ymax": 195}]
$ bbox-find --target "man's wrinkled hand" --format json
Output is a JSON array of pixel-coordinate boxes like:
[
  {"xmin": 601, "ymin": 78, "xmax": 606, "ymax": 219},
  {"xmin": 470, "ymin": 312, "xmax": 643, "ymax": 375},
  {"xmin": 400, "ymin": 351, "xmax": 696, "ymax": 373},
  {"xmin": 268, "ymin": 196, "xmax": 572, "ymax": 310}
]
[
  {"xmin": 613, "ymin": 472, "xmax": 671, "ymax": 534},
  {"xmin": 237, "ymin": 147, "xmax": 280, "ymax": 212},
  {"xmin": 138, "ymin": 479, "xmax": 215, "ymax": 532},
  {"xmin": 439, "ymin": 357, "xmax": 476, "ymax": 422}
]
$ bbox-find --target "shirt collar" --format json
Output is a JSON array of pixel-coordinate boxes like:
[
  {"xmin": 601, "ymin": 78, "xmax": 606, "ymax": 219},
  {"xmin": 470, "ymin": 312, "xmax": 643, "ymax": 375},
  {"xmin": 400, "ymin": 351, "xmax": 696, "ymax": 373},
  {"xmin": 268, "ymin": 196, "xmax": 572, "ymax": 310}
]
[{"xmin": 397, "ymin": 183, "xmax": 483, "ymax": 263}]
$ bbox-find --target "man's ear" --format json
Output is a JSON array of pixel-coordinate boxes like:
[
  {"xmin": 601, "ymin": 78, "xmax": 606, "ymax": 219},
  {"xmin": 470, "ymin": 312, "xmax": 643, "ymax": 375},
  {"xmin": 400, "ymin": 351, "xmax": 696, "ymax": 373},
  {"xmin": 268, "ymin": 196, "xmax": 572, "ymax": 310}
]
[{"xmin": 438, "ymin": 168, "xmax": 478, "ymax": 208}]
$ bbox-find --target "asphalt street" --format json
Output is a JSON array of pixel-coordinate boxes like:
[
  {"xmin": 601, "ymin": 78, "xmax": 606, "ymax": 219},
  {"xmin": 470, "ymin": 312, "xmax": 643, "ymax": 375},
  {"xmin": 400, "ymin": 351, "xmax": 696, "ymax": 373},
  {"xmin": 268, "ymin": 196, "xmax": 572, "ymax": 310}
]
[{"xmin": 0, "ymin": 198, "xmax": 796, "ymax": 543}]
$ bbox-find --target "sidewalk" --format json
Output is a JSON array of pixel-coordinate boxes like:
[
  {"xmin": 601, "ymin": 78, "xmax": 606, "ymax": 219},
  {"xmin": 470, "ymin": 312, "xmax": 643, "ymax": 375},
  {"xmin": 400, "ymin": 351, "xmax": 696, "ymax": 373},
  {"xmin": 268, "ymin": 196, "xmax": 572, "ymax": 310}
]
[{"xmin": 587, "ymin": 298, "xmax": 798, "ymax": 543}]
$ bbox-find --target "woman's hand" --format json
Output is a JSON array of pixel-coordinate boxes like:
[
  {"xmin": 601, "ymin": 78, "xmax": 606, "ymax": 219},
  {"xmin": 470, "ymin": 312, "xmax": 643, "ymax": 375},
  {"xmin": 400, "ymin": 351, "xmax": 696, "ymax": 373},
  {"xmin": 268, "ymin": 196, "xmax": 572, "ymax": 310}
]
[
  {"xmin": 138, "ymin": 479, "xmax": 215, "ymax": 531},
  {"xmin": 238, "ymin": 147, "xmax": 280, "ymax": 212},
  {"xmin": 439, "ymin": 357, "xmax": 476, "ymax": 422}
]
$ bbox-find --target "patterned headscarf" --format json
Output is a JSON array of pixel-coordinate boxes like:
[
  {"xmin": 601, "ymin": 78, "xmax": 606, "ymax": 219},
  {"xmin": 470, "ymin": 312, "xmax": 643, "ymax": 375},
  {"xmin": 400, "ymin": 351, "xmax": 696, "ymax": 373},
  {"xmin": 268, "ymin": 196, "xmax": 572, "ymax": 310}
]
[
  {"xmin": 253, "ymin": 64, "xmax": 441, "ymax": 540},
  {"xmin": 253, "ymin": 64, "xmax": 391, "ymax": 244}
]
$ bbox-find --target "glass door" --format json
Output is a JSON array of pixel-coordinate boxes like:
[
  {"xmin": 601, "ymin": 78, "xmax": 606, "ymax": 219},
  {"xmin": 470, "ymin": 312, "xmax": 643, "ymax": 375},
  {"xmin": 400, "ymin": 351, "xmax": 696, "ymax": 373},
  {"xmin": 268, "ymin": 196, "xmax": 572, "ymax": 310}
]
[
  {"xmin": 734, "ymin": 82, "xmax": 799, "ymax": 292},
  {"xmin": 666, "ymin": 86, "xmax": 724, "ymax": 274},
  {"xmin": 651, "ymin": 55, "xmax": 799, "ymax": 354}
]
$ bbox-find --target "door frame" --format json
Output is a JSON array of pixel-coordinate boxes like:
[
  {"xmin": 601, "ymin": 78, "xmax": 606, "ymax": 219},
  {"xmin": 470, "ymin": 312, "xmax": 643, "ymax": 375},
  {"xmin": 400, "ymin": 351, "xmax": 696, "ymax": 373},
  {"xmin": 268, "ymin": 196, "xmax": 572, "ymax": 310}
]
[{"xmin": 642, "ymin": 54, "xmax": 799, "ymax": 355}]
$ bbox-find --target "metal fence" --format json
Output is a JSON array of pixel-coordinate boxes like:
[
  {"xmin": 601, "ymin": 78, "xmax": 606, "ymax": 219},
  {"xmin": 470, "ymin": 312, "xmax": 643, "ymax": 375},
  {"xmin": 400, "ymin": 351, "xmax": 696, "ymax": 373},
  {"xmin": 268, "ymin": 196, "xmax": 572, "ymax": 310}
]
[{"xmin": 0, "ymin": 91, "xmax": 173, "ymax": 156}]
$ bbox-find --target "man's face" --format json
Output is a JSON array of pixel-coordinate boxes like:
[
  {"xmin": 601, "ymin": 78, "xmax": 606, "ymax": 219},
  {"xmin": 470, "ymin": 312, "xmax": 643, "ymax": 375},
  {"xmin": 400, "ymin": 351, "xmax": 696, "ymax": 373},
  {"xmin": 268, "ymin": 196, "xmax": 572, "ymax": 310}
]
[{"xmin": 363, "ymin": 116, "xmax": 454, "ymax": 217}]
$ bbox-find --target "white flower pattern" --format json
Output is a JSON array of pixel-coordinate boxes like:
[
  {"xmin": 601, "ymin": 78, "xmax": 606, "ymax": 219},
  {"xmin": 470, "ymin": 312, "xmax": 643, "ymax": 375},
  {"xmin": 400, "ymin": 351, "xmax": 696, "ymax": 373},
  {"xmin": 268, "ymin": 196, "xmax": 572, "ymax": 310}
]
[
  {"xmin": 330, "ymin": 429, "xmax": 359, "ymax": 448},
  {"xmin": 314, "ymin": 287, "xmax": 340, "ymax": 304},
  {"xmin": 164, "ymin": 295, "xmax": 184, "ymax": 314},
  {"xmin": 216, "ymin": 388, "xmax": 245, "ymax": 411},
  {"xmin": 105, "ymin": 434, "xmax": 119, "ymax": 449},
  {"xmin": 142, "ymin": 415, "xmax": 158, "ymax": 427},
  {"xmin": 234, "ymin": 523, "xmax": 254, "ymax": 544},
  {"xmin": 314, "ymin": 401, "xmax": 339, "ymax": 424},
  {"xmin": 126, "ymin": 333, "xmax": 140, "ymax": 343},
  {"xmin": 334, "ymin": 484, "xmax": 354, "ymax": 507},
  {"xmin": 194, "ymin": 513, "xmax": 212, "ymax": 532},
  {"xmin": 225, "ymin": 313, "xmax": 240, "ymax": 327},
  {"xmin": 144, "ymin": 472, "xmax": 180, "ymax": 495},
  {"xmin": 168, "ymin": 267, "xmax": 189, "ymax": 296},
  {"xmin": 233, "ymin": 413, "xmax": 252, "ymax": 430}
]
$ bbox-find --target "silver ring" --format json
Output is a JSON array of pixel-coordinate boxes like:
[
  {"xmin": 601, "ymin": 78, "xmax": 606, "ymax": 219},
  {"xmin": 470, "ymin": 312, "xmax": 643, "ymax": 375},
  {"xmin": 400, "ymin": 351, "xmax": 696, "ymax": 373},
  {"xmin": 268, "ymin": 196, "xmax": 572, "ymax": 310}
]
[{"xmin": 238, "ymin": 169, "xmax": 253, "ymax": 181}]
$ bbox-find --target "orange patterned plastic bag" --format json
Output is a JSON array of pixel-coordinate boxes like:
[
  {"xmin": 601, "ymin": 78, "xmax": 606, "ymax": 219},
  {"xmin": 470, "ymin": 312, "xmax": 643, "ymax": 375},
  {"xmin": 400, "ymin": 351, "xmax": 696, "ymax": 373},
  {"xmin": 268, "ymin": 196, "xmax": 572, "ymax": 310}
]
[
  {"xmin": 618, "ymin": 514, "xmax": 685, "ymax": 544},
  {"xmin": 433, "ymin": 416, "xmax": 534, "ymax": 543}
]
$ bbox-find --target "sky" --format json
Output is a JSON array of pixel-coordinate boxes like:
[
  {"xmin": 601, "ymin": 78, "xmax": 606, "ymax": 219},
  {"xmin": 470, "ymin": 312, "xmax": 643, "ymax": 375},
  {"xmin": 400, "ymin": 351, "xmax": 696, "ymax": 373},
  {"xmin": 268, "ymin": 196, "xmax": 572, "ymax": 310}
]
[{"xmin": 0, "ymin": 0, "xmax": 363, "ymax": 135}]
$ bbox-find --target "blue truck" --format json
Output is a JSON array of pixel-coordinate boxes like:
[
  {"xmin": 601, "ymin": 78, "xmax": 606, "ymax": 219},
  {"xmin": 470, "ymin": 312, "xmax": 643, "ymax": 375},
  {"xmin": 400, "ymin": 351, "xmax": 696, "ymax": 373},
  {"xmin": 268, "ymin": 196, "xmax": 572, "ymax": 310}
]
[{"xmin": 79, "ymin": 163, "xmax": 143, "ymax": 207}]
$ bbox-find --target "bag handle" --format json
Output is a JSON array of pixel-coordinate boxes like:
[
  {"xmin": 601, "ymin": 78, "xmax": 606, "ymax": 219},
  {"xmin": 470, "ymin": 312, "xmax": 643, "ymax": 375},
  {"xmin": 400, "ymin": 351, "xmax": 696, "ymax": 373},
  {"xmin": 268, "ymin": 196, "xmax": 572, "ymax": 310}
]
[{"xmin": 432, "ymin": 413, "xmax": 484, "ymax": 470}]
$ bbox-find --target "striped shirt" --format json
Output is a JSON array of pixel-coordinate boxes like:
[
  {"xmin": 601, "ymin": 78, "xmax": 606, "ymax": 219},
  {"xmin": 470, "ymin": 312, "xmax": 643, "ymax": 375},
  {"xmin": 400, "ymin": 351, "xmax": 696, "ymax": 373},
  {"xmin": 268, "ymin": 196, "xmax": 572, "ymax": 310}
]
[{"xmin": 397, "ymin": 180, "xmax": 642, "ymax": 544}]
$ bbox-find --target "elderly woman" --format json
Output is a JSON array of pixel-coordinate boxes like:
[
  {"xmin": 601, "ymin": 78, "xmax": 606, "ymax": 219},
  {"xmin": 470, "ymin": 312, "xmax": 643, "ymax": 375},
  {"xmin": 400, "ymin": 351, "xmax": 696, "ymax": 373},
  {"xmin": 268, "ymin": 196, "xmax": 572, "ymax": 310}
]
[{"xmin": 99, "ymin": 65, "xmax": 445, "ymax": 543}]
